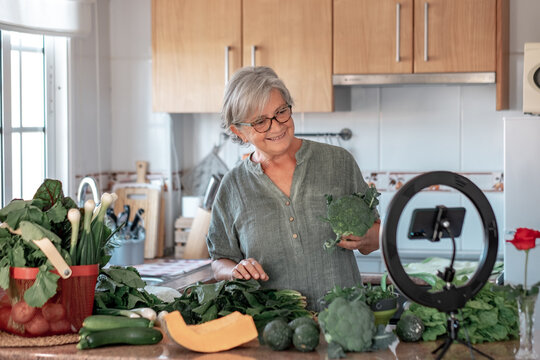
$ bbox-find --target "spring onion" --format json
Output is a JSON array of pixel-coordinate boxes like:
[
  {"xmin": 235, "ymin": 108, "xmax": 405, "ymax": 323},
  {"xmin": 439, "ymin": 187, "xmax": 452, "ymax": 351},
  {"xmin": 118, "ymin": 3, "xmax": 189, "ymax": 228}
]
[{"xmin": 68, "ymin": 209, "xmax": 81, "ymax": 264}]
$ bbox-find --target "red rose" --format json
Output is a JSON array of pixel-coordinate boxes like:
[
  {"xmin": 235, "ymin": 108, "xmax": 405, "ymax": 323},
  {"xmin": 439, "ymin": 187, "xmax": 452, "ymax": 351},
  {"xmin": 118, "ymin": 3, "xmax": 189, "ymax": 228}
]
[{"xmin": 506, "ymin": 228, "xmax": 540, "ymax": 251}]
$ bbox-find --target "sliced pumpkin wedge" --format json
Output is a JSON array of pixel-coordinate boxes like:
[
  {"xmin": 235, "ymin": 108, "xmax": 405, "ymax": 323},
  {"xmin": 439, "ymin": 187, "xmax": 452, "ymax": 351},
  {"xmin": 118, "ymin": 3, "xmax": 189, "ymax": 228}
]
[{"xmin": 164, "ymin": 311, "xmax": 258, "ymax": 353}]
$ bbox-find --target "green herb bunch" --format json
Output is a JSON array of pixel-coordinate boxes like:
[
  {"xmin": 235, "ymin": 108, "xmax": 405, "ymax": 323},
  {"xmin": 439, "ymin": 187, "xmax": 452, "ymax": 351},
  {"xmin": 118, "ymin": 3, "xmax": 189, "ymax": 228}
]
[
  {"xmin": 322, "ymin": 185, "xmax": 380, "ymax": 251},
  {"xmin": 0, "ymin": 179, "xmax": 117, "ymax": 307}
]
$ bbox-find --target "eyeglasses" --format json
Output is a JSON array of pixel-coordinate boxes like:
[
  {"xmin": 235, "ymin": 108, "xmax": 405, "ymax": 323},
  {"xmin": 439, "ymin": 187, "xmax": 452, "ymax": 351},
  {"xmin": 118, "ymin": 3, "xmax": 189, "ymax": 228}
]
[{"xmin": 236, "ymin": 105, "xmax": 292, "ymax": 133}]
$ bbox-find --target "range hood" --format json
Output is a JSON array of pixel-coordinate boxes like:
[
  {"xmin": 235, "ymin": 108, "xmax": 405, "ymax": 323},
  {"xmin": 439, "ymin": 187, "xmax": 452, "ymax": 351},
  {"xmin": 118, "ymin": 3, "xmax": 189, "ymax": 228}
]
[{"xmin": 333, "ymin": 72, "xmax": 495, "ymax": 85}]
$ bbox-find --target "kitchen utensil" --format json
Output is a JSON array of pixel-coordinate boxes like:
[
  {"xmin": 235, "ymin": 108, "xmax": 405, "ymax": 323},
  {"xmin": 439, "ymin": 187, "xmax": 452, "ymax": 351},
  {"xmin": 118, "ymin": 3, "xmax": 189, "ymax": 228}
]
[
  {"xmin": 130, "ymin": 208, "xmax": 145, "ymax": 233},
  {"xmin": 107, "ymin": 207, "xmax": 117, "ymax": 225},
  {"xmin": 116, "ymin": 204, "xmax": 130, "ymax": 228},
  {"xmin": 113, "ymin": 161, "xmax": 163, "ymax": 259},
  {"xmin": 202, "ymin": 174, "xmax": 222, "ymax": 210},
  {"xmin": 183, "ymin": 175, "xmax": 222, "ymax": 259}
]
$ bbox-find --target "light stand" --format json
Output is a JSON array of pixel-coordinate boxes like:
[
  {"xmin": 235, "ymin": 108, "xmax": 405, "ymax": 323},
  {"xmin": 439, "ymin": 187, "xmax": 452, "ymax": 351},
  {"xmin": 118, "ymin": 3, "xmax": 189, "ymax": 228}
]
[
  {"xmin": 427, "ymin": 207, "xmax": 493, "ymax": 360},
  {"xmin": 381, "ymin": 171, "xmax": 499, "ymax": 360}
]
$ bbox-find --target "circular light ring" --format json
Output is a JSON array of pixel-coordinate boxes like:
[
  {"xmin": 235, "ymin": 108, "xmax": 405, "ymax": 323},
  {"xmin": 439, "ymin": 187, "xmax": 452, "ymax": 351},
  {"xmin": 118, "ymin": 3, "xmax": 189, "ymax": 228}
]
[{"xmin": 381, "ymin": 171, "xmax": 499, "ymax": 313}]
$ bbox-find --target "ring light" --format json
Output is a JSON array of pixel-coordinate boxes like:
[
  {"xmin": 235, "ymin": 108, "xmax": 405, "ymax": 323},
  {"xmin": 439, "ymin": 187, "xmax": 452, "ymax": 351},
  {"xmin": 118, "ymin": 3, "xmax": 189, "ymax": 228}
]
[{"xmin": 381, "ymin": 171, "xmax": 499, "ymax": 313}]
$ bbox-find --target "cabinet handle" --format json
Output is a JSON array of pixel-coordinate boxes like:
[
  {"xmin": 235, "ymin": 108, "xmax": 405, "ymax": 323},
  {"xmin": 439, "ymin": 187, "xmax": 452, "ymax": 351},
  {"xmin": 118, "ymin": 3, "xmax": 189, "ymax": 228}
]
[
  {"xmin": 251, "ymin": 45, "xmax": 256, "ymax": 67},
  {"xmin": 424, "ymin": 2, "xmax": 429, "ymax": 62},
  {"xmin": 396, "ymin": 3, "xmax": 401, "ymax": 62},
  {"xmin": 224, "ymin": 46, "xmax": 230, "ymax": 85}
]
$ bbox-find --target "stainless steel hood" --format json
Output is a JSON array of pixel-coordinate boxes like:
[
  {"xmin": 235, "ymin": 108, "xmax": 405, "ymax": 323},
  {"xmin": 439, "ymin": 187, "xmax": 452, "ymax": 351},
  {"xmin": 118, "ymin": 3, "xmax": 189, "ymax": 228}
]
[{"xmin": 333, "ymin": 72, "xmax": 495, "ymax": 86}]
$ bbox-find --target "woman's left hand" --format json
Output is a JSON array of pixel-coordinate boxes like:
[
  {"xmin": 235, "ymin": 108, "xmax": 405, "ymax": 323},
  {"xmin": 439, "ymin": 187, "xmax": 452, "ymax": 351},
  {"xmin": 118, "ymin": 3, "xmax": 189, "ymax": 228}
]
[{"xmin": 337, "ymin": 220, "xmax": 381, "ymax": 255}]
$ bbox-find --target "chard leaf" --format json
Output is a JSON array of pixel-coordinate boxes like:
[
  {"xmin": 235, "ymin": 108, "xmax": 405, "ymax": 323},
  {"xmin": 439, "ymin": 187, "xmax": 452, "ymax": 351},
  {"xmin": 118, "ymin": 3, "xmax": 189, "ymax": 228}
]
[
  {"xmin": 23, "ymin": 265, "xmax": 60, "ymax": 307},
  {"xmin": 32, "ymin": 179, "xmax": 64, "ymax": 210},
  {"xmin": 200, "ymin": 304, "xmax": 218, "ymax": 323}
]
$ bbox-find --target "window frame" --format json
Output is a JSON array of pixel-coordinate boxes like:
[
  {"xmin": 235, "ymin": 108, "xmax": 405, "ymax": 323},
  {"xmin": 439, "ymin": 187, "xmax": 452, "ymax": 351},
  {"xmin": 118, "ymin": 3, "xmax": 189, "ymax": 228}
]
[{"xmin": 0, "ymin": 30, "xmax": 67, "ymax": 205}]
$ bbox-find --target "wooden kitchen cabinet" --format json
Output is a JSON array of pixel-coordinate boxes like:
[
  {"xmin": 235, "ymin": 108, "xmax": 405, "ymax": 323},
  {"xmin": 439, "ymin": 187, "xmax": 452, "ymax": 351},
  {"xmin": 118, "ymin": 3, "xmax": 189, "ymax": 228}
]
[
  {"xmin": 243, "ymin": 0, "xmax": 333, "ymax": 112},
  {"xmin": 152, "ymin": 0, "xmax": 332, "ymax": 113},
  {"xmin": 335, "ymin": 0, "xmax": 495, "ymax": 74},
  {"xmin": 334, "ymin": 0, "xmax": 414, "ymax": 74},
  {"xmin": 333, "ymin": 0, "xmax": 508, "ymax": 109},
  {"xmin": 152, "ymin": 0, "xmax": 241, "ymax": 113},
  {"xmin": 413, "ymin": 0, "xmax": 496, "ymax": 73}
]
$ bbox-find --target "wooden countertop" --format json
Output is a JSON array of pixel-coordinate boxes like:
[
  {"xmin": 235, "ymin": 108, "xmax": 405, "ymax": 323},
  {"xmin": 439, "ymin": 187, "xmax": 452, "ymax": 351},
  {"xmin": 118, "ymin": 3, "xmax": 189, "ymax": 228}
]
[{"xmin": 0, "ymin": 330, "xmax": 536, "ymax": 360}]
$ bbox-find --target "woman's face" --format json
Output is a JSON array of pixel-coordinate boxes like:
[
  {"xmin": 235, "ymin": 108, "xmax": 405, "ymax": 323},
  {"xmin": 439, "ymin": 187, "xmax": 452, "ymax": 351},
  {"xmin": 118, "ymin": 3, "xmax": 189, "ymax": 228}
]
[{"xmin": 233, "ymin": 89, "xmax": 295, "ymax": 157}]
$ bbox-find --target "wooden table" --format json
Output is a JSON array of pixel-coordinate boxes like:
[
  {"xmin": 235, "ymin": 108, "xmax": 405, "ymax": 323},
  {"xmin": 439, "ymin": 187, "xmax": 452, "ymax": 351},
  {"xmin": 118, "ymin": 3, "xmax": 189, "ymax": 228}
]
[{"xmin": 0, "ymin": 330, "xmax": 537, "ymax": 360}]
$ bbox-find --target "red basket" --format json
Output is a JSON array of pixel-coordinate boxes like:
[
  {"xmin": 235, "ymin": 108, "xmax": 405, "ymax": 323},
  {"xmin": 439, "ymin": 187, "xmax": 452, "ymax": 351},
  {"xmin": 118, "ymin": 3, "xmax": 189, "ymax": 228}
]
[{"xmin": 0, "ymin": 264, "xmax": 98, "ymax": 337}]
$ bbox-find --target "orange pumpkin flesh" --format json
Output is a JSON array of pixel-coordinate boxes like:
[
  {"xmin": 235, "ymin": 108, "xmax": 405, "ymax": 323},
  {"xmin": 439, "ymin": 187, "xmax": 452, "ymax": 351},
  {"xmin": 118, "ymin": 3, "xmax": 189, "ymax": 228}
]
[{"xmin": 164, "ymin": 311, "xmax": 258, "ymax": 353}]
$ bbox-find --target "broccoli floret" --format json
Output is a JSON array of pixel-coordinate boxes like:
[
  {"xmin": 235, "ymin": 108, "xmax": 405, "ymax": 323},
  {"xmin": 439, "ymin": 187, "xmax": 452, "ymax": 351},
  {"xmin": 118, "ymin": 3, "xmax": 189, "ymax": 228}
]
[
  {"xmin": 318, "ymin": 297, "xmax": 376, "ymax": 356},
  {"xmin": 322, "ymin": 185, "xmax": 380, "ymax": 251}
]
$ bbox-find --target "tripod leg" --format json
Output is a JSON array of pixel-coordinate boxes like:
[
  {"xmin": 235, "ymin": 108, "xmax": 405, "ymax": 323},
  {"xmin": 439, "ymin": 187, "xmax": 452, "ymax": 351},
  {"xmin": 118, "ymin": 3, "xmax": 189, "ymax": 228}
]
[
  {"xmin": 433, "ymin": 338, "xmax": 453, "ymax": 360},
  {"xmin": 456, "ymin": 339, "xmax": 494, "ymax": 360}
]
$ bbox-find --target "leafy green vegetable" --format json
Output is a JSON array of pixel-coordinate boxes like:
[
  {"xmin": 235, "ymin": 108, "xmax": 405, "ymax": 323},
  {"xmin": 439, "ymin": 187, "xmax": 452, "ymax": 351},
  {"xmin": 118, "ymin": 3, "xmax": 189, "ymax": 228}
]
[
  {"xmin": 0, "ymin": 179, "xmax": 115, "ymax": 307},
  {"xmin": 155, "ymin": 279, "xmax": 311, "ymax": 334},
  {"xmin": 318, "ymin": 297, "xmax": 376, "ymax": 356},
  {"xmin": 322, "ymin": 185, "xmax": 380, "ymax": 251},
  {"xmin": 94, "ymin": 266, "xmax": 163, "ymax": 311},
  {"xmin": 403, "ymin": 281, "xmax": 519, "ymax": 343}
]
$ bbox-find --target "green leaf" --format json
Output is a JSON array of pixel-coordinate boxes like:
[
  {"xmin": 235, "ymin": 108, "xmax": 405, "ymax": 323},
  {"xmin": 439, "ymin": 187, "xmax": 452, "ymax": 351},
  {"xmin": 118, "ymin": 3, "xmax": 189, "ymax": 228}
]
[
  {"xmin": 46, "ymin": 201, "xmax": 68, "ymax": 224},
  {"xmin": 19, "ymin": 221, "xmax": 62, "ymax": 245},
  {"xmin": 32, "ymin": 179, "xmax": 65, "ymax": 210},
  {"xmin": 102, "ymin": 267, "xmax": 145, "ymax": 289},
  {"xmin": 0, "ymin": 266, "xmax": 9, "ymax": 290},
  {"xmin": 11, "ymin": 243, "xmax": 26, "ymax": 267},
  {"xmin": 23, "ymin": 265, "xmax": 60, "ymax": 307}
]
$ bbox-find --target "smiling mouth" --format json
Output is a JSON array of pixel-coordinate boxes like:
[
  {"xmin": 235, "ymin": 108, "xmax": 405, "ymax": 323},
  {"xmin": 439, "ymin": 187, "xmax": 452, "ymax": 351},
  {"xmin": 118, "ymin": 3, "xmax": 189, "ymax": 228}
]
[{"xmin": 266, "ymin": 131, "xmax": 286, "ymax": 141}]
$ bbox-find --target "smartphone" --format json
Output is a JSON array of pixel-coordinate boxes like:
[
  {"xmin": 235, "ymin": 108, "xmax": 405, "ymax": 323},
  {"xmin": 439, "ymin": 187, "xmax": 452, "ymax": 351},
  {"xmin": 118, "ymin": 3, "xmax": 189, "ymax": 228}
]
[{"xmin": 408, "ymin": 207, "xmax": 466, "ymax": 240}]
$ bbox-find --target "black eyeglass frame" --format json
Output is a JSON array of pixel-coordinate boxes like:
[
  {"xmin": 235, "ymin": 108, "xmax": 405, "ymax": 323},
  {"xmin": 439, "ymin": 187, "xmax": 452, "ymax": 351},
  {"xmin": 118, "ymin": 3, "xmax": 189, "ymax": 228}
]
[{"xmin": 236, "ymin": 104, "xmax": 292, "ymax": 133}]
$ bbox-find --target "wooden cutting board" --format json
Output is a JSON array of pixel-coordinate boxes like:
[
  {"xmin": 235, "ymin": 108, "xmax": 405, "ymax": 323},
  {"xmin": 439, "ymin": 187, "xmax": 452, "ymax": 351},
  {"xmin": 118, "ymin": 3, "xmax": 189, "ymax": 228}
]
[{"xmin": 112, "ymin": 161, "xmax": 163, "ymax": 259}]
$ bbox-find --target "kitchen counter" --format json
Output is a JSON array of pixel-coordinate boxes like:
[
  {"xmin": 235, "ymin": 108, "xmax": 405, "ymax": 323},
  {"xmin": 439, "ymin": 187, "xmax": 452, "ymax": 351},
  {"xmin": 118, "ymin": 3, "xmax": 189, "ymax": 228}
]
[{"xmin": 0, "ymin": 330, "xmax": 536, "ymax": 360}]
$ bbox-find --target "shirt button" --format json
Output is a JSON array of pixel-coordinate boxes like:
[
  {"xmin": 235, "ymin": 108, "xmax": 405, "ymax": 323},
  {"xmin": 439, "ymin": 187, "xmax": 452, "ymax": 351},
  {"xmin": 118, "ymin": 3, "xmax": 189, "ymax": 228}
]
[
  {"xmin": 292, "ymin": 234, "xmax": 298, "ymax": 239},
  {"xmin": 285, "ymin": 201, "xmax": 290, "ymax": 206},
  {"xmin": 289, "ymin": 217, "xmax": 294, "ymax": 222}
]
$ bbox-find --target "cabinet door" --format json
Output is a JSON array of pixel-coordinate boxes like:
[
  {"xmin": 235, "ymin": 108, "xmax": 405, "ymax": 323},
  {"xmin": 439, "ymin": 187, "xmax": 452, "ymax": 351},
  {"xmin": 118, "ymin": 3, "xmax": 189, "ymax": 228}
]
[
  {"xmin": 152, "ymin": 0, "xmax": 241, "ymax": 113},
  {"xmin": 414, "ymin": 0, "xmax": 496, "ymax": 73},
  {"xmin": 243, "ymin": 0, "xmax": 332, "ymax": 112},
  {"xmin": 334, "ymin": 0, "xmax": 413, "ymax": 74}
]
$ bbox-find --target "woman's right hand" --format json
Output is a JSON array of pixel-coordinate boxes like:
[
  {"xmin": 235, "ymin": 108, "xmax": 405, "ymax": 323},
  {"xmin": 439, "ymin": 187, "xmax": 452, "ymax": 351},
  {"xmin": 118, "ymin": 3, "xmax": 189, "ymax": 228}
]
[{"xmin": 232, "ymin": 258, "xmax": 269, "ymax": 281}]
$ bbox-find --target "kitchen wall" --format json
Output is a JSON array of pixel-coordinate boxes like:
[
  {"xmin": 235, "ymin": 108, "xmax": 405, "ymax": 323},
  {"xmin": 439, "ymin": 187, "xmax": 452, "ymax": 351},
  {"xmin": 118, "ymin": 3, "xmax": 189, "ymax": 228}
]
[
  {"xmin": 72, "ymin": 1, "xmax": 540, "ymax": 266},
  {"xmin": 167, "ymin": 0, "xmax": 540, "ymax": 272}
]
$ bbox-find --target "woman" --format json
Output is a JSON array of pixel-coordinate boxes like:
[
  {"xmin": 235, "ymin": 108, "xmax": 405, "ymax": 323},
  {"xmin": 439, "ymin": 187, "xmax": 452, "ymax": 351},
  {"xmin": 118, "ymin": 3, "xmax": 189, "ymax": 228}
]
[{"xmin": 206, "ymin": 66, "xmax": 380, "ymax": 311}]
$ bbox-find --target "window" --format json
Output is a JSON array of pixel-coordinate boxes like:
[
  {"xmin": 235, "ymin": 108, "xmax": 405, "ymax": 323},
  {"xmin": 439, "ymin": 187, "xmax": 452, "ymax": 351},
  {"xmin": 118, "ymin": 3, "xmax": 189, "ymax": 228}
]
[{"xmin": 1, "ymin": 30, "xmax": 67, "ymax": 205}]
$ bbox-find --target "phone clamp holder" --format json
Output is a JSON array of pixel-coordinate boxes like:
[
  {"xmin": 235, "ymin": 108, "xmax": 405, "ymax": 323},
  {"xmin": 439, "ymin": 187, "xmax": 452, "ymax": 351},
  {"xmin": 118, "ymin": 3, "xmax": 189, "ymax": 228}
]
[{"xmin": 381, "ymin": 171, "xmax": 499, "ymax": 360}]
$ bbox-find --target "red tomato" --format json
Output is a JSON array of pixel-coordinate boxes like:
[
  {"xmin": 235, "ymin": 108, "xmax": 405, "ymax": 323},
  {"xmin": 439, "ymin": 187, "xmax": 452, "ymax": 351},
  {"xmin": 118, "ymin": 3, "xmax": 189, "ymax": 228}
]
[
  {"xmin": 11, "ymin": 300, "xmax": 36, "ymax": 324},
  {"xmin": 41, "ymin": 303, "xmax": 66, "ymax": 322},
  {"xmin": 49, "ymin": 319, "xmax": 71, "ymax": 334},
  {"xmin": 0, "ymin": 292, "xmax": 10, "ymax": 306},
  {"xmin": 0, "ymin": 306, "xmax": 11, "ymax": 329},
  {"xmin": 24, "ymin": 313, "xmax": 50, "ymax": 336}
]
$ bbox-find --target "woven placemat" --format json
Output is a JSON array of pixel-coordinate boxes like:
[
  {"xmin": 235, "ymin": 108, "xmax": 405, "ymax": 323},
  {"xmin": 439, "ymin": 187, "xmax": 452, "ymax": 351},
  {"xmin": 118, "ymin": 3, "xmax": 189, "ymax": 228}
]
[{"xmin": 0, "ymin": 330, "xmax": 78, "ymax": 347}]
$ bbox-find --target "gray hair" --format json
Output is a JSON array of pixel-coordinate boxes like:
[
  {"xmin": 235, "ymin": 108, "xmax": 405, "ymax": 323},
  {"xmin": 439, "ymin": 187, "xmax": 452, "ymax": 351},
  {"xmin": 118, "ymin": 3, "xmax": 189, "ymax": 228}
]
[{"xmin": 221, "ymin": 66, "xmax": 294, "ymax": 144}]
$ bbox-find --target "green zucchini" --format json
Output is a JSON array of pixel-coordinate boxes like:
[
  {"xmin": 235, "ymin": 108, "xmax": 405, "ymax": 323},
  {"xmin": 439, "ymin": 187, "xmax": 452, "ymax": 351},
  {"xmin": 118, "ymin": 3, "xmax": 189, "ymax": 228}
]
[
  {"xmin": 82, "ymin": 315, "xmax": 152, "ymax": 332},
  {"xmin": 95, "ymin": 308, "xmax": 140, "ymax": 318},
  {"xmin": 76, "ymin": 327, "xmax": 163, "ymax": 349}
]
